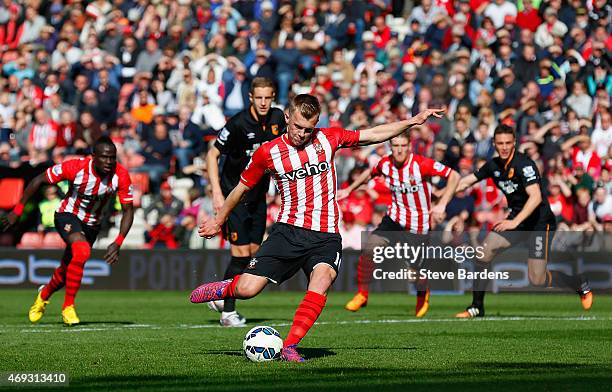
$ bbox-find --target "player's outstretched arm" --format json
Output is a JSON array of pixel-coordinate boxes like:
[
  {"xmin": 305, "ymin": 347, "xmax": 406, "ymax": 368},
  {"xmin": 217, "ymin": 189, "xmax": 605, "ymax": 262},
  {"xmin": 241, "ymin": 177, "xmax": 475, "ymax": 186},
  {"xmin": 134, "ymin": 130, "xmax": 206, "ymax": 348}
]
[
  {"xmin": 431, "ymin": 170, "xmax": 460, "ymax": 223},
  {"xmin": 455, "ymin": 174, "xmax": 479, "ymax": 193},
  {"xmin": 198, "ymin": 182, "xmax": 251, "ymax": 238},
  {"xmin": 357, "ymin": 107, "xmax": 446, "ymax": 146},
  {"xmin": 337, "ymin": 168, "xmax": 372, "ymax": 201},
  {"xmin": 104, "ymin": 203, "xmax": 134, "ymax": 265},
  {"xmin": 206, "ymin": 145, "xmax": 225, "ymax": 215},
  {"xmin": 0, "ymin": 173, "xmax": 50, "ymax": 231},
  {"xmin": 494, "ymin": 183, "xmax": 542, "ymax": 232}
]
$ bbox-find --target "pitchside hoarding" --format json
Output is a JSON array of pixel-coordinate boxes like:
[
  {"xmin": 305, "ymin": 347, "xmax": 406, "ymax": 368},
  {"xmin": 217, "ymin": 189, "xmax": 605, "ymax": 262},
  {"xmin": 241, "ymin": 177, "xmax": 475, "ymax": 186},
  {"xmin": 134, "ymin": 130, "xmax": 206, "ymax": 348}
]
[{"xmin": 0, "ymin": 232, "xmax": 610, "ymax": 292}]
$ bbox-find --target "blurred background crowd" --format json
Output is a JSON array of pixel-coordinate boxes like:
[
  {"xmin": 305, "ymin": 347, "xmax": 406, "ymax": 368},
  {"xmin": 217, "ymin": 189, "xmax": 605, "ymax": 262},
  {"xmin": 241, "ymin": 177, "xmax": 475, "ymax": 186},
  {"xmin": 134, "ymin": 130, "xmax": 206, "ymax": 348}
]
[{"xmin": 0, "ymin": 0, "xmax": 610, "ymax": 250}]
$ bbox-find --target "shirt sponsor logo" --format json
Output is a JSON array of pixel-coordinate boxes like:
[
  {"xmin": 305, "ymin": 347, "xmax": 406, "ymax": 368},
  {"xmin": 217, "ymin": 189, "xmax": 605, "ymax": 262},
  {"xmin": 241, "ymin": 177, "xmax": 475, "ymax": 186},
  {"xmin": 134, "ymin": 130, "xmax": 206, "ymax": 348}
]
[
  {"xmin": 280, "ymin": 161, "xmax": 330, "ymax": 181},
  {"xmin": 389, "ymin": 183, "xmax": 425, "ymax": 194},
  {"xmin": 433, "ymin": 162, "xmax": 445, "ymax": 171},
  {"xmin": 499, "ymin": 180, "xmax": 519, "ymax": 194}
]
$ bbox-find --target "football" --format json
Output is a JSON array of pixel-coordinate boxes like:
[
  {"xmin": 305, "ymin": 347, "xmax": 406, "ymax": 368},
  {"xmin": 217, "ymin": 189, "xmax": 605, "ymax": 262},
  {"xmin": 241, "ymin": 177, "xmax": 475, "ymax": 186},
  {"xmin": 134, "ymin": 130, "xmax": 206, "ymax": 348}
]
[{"xmin": 243, "ymin": 326, "xmax": 283, "ymax": 362}]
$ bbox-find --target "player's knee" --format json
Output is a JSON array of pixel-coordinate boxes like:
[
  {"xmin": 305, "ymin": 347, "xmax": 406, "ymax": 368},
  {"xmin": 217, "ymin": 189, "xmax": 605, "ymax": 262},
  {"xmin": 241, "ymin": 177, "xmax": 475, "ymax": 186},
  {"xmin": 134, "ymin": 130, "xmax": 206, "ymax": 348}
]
[
  {"xmin": 70, "ymin": 241, "xmax": 91, "ymax": 263},
  {"xmin": 528, "ymin": 271, "xmax": 546, "ymax": 287},
  {"xmin": 235, "ymin": 279, "xmax": 263, "ymax": 299},
  {"xmin": 309, "ymin": 265, "xmax": 337, "ymax": 290}
]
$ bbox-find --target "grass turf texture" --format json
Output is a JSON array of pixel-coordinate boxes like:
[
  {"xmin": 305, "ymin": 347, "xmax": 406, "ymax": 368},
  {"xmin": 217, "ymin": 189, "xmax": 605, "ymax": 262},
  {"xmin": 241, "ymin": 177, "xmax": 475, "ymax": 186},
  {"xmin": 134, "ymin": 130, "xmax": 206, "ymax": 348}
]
[{"xmin": 0, "ymin": 290, "xmax": 611, "ymax": 391}]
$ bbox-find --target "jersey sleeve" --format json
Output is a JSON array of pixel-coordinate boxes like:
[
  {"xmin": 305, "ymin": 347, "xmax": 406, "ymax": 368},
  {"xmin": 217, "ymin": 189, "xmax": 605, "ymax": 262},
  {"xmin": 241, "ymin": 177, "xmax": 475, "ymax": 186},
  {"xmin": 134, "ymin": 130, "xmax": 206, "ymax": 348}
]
[
  {"xmin": 45, "ymin": 159, "xmax": 81, "ymax": 184},
  {"xmin": 474, "ymin": 161, "xmax": 494, "ymax": 181},
  {"xmin": 419, "ymin": 157, "xmax": 452, "ymax": 178},
  {"xmin": 336, "ymin": 128, "xmax": 361, "ymax": 148},
  {"xmin": 116, "ymin": 167, "xmax": 134, "ymax": 204},
  {"xmin": 213, "ymin": 120, "xmax": 237, "ymax": 154},
  {"xmin": 239, "ymin": 144, "xmax": 269, "ymax": 188},
  {"xmin": 517, "ymin": 158, "xmax": 541, "ymax": 187}
]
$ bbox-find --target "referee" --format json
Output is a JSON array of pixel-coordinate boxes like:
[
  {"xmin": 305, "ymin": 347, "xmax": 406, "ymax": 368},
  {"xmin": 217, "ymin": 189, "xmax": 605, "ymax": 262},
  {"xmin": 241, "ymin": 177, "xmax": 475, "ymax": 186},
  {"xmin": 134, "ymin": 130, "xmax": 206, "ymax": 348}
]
[
  {"xmin": 454, "ymin": 125, "xmax": 593, "ymax": 317},
  {"xmin": 206, "ymin": 77, "xmax": 286, "ymax": 327}
]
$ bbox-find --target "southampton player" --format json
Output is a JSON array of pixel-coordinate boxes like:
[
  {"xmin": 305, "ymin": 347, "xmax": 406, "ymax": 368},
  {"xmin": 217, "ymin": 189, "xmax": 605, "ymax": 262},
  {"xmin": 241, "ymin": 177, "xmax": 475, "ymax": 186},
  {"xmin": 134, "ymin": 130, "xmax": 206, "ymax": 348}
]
[
  {"xmin": 454, "ymin": 125, "xmax": 592, "ymax": 318},
  {"xmin": 1, "ymin": 137, "xmax": 134, "ymax": 325},
  {"xmin": 206, "ymin": 77, "xmax": 286, "ymax": 327},
  {"xmin": 340, "ymin": 131, "xmax": 459, "ymax": 316},
  {"xmin": 192, "ymin": 93, "xmax": 445, "ymax": 362}
]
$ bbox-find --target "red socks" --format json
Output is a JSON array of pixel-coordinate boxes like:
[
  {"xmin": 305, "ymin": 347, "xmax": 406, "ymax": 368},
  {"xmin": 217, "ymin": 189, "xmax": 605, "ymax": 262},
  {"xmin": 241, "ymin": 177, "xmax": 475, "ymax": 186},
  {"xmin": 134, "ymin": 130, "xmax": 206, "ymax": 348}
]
[
  {"xmin": 62, "ymin": 241, "xmax": 91, "ymax": 309},
  {"xmin": 223, "ymin": 275, "xmax": 241, "ymax": 298},
  {"xmin": 357, "ymin": 255, "xmax": 374, "ymax": 297},
  {"xmin": 41, "ymin": 263, "xmax": 67, "ymax": 301},
  {"xmin": 284, "ymin": 291, "xmax": 327, "ymax": 347}
]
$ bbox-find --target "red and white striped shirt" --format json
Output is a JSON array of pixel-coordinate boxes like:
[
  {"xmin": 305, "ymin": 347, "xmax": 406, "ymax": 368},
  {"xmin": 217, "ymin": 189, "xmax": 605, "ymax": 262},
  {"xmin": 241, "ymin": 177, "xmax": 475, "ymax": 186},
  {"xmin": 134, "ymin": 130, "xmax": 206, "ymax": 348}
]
[
  {"xmin": 241, "ymin": 127, "xmax": 361, "ymax": 233},
  {"xmin": 372, "ymin": 154, "xmax": 451, "ymax": 234},
  {"xmin": 29, "ymin": 121, "xmax": 58, "ymax": 150},
  {"xmin": 45, "ymin": 158, "xmax": 133, "ymax": 226}
]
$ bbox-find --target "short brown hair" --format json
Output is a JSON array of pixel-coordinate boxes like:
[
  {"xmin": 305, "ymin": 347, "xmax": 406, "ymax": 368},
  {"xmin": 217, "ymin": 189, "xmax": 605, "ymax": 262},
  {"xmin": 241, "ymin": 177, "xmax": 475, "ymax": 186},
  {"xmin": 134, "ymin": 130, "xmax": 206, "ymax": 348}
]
[
  {"xmin": 287, "ymin": 94, "xmax": 321, "ymax": 119},
  {"xmin": 250, "ymin": 77, "xmax": 275, "ymax": 94},
  {"xmin": 494, "ymin": 124, "xmax": 516, "ymax": 139}
]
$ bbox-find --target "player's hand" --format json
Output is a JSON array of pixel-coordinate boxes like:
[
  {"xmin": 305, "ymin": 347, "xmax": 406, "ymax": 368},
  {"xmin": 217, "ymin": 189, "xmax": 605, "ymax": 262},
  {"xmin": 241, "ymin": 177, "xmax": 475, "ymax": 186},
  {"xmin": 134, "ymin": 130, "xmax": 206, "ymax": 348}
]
[
  {"xmin": 212, "ymin": 191, "xmax": 225, "ymax": 216},
  {"xmin": 0, "ymin": 212, "xmax": 18, "ymax": 232},
  {"xmin": 198, "ymin": 217, "xmax": 221, "ymax": 239},
  {"xmin": 410, "ymin": 107, "xmax": 446, "ymax": 126},
  {"xmin": 493, "ymin": 219, "xmax": 518, "ymax": 232},
  {"xmin": 104, "ymin": 242, "xmax": 120, "ymax": 265},
  {"xmin": 430, "ymin": 203, "xmax": 447, "ymax": 224},
  {"xmin": 336, "ymin": 188, "xmax": 351, "ymax": 201}
]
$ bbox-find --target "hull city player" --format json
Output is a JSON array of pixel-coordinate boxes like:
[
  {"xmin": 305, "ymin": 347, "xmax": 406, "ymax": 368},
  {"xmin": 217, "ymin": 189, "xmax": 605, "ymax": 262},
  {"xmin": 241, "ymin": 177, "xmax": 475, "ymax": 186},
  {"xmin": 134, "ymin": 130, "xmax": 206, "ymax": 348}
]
[
  {"xmin": 191, "ymin": 93, "xmax": 445, "ymax": 362},
  {"xmin": 1, "ymin": 137, "xmax": 134, "ymax": 325},
  {"xmin": 340, "ymin": 131, "xmax": 459, "ymax": 316},
  {"xmin": 206, "ymin": 77, "xmax": 286, "ymax": 327},
  {"xmin": 454, "ymin": 125, "xmax": 593, "ymax": 318}
]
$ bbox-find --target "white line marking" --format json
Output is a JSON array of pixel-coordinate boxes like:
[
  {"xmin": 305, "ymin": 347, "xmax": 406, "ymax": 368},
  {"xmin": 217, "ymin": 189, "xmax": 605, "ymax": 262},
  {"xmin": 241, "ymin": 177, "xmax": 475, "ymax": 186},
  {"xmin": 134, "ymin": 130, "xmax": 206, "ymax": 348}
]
[{"xmin": 0, "ymin": 316, "xmax": 608, "ymax": 334}]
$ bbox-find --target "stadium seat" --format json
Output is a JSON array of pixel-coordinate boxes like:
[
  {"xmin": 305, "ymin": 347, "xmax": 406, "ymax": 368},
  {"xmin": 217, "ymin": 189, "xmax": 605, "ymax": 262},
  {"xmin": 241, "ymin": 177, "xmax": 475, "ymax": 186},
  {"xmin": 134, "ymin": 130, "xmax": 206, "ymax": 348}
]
[
  {"xmin": 130, "ymin": 173, "xmax": 150, "ymax": 194},
  {"xmin": 16, "ymin": 232, "xmax": 44, "ymax": 249},
  {"xmin": 42, "ymin": 232, "xmax": 66, "ymax": 249},
  {"xmin": 0, "ymin": 178, "xmax": 24, "ymax": 209}
]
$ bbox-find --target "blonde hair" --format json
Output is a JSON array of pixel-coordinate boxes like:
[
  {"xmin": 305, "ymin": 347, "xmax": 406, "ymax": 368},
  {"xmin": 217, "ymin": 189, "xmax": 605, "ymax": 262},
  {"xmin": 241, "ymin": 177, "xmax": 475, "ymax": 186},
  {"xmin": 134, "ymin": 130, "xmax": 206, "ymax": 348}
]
[{"xmin": 287, "ymin": 94, "xmax": 321, "ymax": 119}]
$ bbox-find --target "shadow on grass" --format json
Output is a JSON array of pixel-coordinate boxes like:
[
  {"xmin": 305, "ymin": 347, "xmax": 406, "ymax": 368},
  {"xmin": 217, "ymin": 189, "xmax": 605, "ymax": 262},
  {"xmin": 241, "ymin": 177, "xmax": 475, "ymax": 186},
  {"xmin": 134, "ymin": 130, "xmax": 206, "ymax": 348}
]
[
  {"xmin": 197, "ymin": 348, "xmax": 335, "ymax": 360},
  {"xmin": 201, "ymin": 318, "xmax": 291, "ymax": 325},
  {"xmin": 53, "ymin": 363, "xmax": 612, "ymax": 392}
]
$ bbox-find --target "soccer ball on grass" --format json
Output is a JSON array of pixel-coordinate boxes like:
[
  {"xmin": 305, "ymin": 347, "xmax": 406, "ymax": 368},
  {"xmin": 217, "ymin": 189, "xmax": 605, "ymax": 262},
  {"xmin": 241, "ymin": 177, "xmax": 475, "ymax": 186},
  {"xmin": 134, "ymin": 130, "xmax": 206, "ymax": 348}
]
[{"xmin": 243, "ymin": 326, "xmax": 283, "ymax": 362}]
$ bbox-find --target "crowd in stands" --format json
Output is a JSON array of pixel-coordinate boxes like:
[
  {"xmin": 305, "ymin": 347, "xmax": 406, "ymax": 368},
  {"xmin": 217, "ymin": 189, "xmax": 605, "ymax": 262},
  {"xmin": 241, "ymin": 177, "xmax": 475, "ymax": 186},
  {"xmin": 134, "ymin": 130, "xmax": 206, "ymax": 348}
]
[{"xmin": 0, "ymin": 0, "xmax": 611, "ymax": 250}]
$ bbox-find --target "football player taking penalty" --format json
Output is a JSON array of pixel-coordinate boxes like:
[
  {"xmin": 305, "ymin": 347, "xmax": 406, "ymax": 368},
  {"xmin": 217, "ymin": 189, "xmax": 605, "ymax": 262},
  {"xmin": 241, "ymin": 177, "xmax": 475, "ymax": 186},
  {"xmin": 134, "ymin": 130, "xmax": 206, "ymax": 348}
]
[{"xmin": 191, "ymin": 94, "xmax": 445, "ymax": 361}]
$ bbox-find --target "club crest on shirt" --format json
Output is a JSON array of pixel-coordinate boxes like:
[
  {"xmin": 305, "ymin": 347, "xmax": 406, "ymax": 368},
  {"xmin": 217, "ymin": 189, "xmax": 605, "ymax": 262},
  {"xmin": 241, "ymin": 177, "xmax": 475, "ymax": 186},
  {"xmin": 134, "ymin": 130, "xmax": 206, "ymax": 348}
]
[
  {"xmin": 64, "ymin": 224, "xmax": 72, "ymax": 232},
  {"xmin": 494, "ymin": 171, "xmax": 500, "ymax": 177},
  {"xmin": 508, "ymin": 168, "xmax": 514, "ymax": 178},
  {"xmin": 313, "ymin": 142, "xmax": 324, "ymax": 154},
  {"xmin": 247, "ymin": 258, "xmax": 258, "ymax": 269},
  {"xmin": 231, "ymin": 232, "xmax": 238, "ymax": 242},
  {"xmin": 247, "ymin": 132, "xmax": 256, "ymax": 139},
  {"xmin": 271, "ymin": 124, "xmax": 279, "ymax": 135}
]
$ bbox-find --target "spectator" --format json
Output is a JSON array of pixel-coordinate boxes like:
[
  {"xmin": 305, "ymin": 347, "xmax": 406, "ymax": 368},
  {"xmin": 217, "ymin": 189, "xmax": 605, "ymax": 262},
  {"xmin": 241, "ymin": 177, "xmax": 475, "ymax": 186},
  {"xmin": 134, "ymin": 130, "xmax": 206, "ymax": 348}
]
[
  {"xmin": 38, "ymin": 185, "xmax": 61, "ymax": 233},
  {"xmin": 136, "ymin": 122, "xmax": 173, "ymax": 191}
]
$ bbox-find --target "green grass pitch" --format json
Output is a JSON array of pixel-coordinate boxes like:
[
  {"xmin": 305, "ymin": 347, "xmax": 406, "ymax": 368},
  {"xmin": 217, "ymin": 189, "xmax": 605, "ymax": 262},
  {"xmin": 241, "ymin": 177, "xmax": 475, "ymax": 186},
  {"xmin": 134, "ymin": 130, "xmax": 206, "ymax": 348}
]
[{"xmin": 1, "ymin": 290, "xmax": 611, "ymax": 391}]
